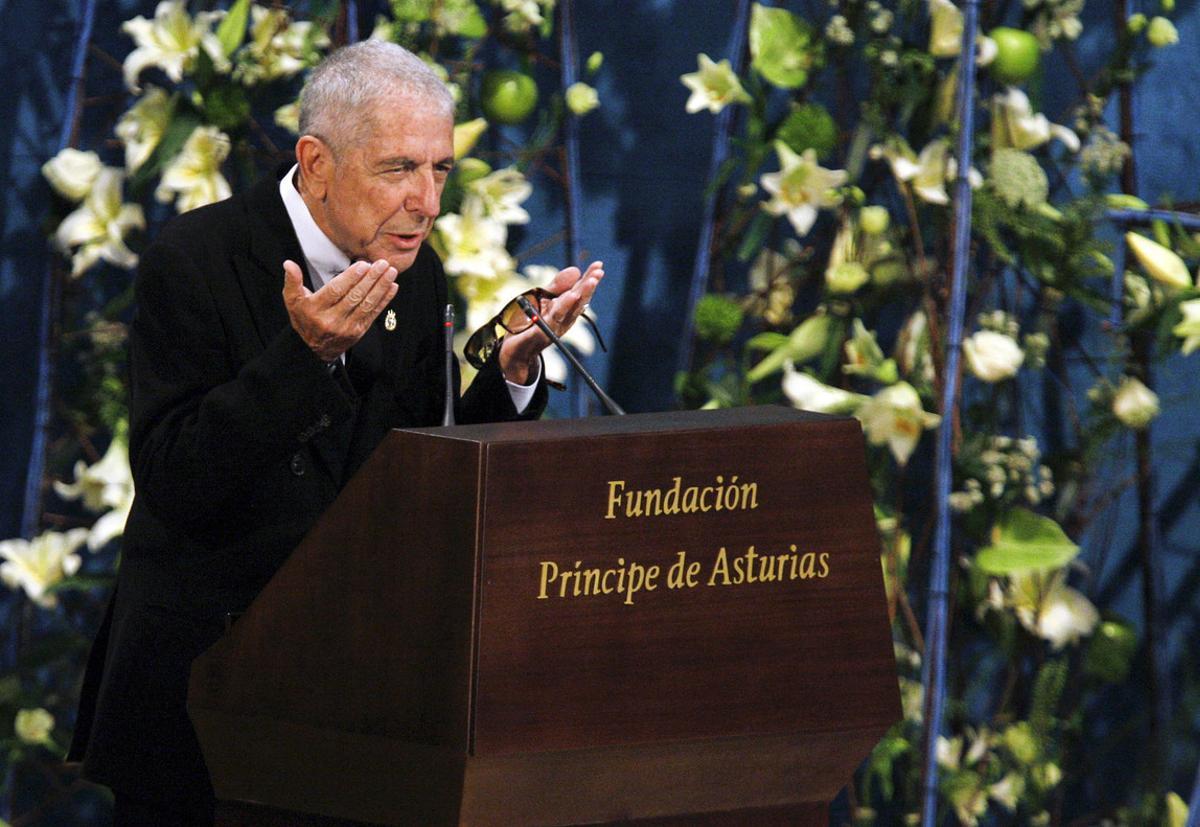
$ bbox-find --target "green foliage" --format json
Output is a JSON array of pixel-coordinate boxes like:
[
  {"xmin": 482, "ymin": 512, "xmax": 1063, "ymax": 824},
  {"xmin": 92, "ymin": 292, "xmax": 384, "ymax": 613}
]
[
  {"xmin": 776, "ymin": 103, "xmax": 838, "ymax": 159},
  {"xmin": 749, "ymin": 3, "xmax": 820, "ymax": 89},
  {"xmin": 975, "ymin": 509, "xmax": 1080, "ymax": 574},
  {"xmin": 216, "ymin": 0, "xmax": 252, "ymax": 56},
  {"xmin": 693, "ymin": 294, "xmax": 745, "ymax": 344}
]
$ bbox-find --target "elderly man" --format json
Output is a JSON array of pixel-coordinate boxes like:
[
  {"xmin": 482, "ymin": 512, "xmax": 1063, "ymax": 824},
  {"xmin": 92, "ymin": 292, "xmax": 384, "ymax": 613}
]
[{"xmin": 68, "ymin": 41, "xmax": 602, "ymax": 826}]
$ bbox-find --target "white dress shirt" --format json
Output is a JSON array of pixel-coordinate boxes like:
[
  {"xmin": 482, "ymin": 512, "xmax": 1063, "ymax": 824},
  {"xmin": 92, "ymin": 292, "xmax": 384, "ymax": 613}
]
[{"xmin": 278, "ymin": 165, "xmax": 537, "ymax": 413}]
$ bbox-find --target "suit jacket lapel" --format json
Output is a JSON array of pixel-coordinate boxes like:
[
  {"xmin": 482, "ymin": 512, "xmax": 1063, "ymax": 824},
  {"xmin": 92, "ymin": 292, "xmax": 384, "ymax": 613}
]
[{"xmin": 233, "ymin": 168, "xmax": 309, "ymax": 352}]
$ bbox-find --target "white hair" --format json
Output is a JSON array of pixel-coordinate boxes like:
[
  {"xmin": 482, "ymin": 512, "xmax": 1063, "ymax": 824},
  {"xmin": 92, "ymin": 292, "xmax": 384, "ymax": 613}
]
[{"xmin": 299, "ymin": 40, "xmax": 454, "ymax": 153}]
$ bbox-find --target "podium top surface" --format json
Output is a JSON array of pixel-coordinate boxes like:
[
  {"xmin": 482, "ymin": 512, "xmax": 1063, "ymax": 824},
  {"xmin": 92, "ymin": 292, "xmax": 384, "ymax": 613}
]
[{"xmin": 400, "ymin": 405, "xmax": 842, "ymax": 444}]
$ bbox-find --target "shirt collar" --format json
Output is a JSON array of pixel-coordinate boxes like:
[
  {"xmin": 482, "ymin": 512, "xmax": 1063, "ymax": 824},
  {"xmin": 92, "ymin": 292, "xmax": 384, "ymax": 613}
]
[{"xmin": 278, "ymin": 164, "xmax": 351, "ymax": 286}]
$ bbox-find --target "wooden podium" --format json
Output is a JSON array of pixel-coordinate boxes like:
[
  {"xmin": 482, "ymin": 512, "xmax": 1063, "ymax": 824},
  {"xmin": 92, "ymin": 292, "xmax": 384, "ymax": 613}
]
[{"xmin": 188, "ymin": 407, "xmax": 900, "ymax": 825}]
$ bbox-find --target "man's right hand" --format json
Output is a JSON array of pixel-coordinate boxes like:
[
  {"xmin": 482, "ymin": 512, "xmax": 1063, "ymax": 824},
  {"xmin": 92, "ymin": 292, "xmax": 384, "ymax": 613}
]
[{"xmin": 282, "ymin": 258, "xmax": 399, "ymax": 363}]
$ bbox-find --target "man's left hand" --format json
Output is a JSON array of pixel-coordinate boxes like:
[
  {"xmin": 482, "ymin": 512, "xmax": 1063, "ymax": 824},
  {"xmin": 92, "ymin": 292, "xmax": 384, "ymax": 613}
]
[{"xmin": 498, "ymin": 261, "xmax": 605, "ymax": 385}]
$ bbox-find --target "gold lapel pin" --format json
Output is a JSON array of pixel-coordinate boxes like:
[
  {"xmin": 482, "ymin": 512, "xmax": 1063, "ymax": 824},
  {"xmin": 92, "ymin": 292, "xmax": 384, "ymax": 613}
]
[{"xmin": 384, "ymin": 309, "xmax": 397, "ymax": 331}]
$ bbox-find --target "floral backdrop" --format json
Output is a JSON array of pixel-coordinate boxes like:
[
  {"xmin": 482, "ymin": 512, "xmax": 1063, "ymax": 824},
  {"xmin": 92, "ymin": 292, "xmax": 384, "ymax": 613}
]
[{"xmin": 3, "ymin": 0, "xmax": 1200, "ymax": 823}]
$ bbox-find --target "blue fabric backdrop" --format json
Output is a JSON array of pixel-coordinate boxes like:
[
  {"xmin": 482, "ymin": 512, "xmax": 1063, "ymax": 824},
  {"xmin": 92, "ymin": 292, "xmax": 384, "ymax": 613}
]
[{"xmin": 2, "ymin": 2, "xmax": 1200, "ymax": 794}]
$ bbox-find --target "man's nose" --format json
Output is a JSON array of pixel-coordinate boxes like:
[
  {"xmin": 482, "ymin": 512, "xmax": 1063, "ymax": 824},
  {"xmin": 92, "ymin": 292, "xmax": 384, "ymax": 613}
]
[{"xmin": 406, "ymin": 169, "xmax": 441, "ymax": 218}]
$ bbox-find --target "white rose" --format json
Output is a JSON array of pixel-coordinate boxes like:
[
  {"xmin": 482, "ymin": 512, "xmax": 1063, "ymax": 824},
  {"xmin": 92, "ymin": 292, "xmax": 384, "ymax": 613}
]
[
  {"xmin": 963, "ymin": 330, "xmax": 1024, "ymax": 383},
  {"xmin": 1112, "ymin": 376, "xmax": 1159, "ymax": 430},
  {"xmin": 42, "ymin": 148, "xmax": 102, "ymax": 201}
]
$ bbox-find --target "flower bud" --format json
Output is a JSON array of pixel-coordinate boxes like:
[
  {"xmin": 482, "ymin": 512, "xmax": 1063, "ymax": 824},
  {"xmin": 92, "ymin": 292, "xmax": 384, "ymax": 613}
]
[
  {"xmin": 1147, "ymin": 16, "xmax": 1179, "ymax": 47},
  {"xmin": 1127, "ymin": 13, "xmax": 1147, "ymax": 33},
  {"xmin": 15, "ymin": 708, "xmax": 54, "ymax": 745},
  {"xmin": 1112, "ymin": 376, "xmax": 1159, "ymax": 430},
  {"xmin": 586, "ymin": 51, "xmax": 604, "ymax": 74},
  {"xmin": 1125, "ymin": 231, "xmax": 1191, "ymax": 289},
  {"xmin": 860, "ymin": 205, "xmax": 890, "ymax": 235},
  {"xmin": 565, "ymin": 82, "xmax": 600, "ymax": 116}
]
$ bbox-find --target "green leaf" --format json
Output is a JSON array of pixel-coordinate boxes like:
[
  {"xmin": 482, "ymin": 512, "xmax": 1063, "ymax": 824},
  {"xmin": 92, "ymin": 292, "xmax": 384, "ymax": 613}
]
[
  {"xmin": 45, "ymin": 574, "xmax": 116, "ymax": 595},
  {"xmin": 749, "ymin": 3, "xmax": 819, "ymax": 89},
  {"xmin": 975, "ymin": 508, "xmax": 1079, "ymax": 575},
  {"xmin": 735, "ymin": 211, "xmax": 773, "ymax": 262},
  {"xmin": 745, "ymin": 332, "xmax": 789, "ymax": 351},
  {"xmin": 1084, "ymin": 618, "xmax": 1138, "ymax": 683},
  {"xmin": 746, "ymin": 314, "xmax": 833, "ymax": 382},
  {"xmin": 129, "ymin": 109, "xmax": 201, "ymax": 193},
  {"xmin": 1029, "ymin": 658, "xmax": 1068, "ymax": 751},
  {"xmin": 216, "ymin": 0, "xmax": 252, "ymax": 57}
]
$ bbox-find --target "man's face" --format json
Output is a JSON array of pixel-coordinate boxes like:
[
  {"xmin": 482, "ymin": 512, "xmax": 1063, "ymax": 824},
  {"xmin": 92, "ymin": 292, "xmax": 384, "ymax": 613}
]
[{"xmin": 318, "ymin": 95, "xmax": 454, "ymax": 274}]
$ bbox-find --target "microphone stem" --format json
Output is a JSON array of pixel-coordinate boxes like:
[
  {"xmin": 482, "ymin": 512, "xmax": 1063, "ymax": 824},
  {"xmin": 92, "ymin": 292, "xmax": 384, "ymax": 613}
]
[
  {"xmin": 442, "ymin": 304, "xmax": 456, "ymax": 426},
  {"xmin": 516, "ymin": 297, "xmax": 625, "ymax": 416}
]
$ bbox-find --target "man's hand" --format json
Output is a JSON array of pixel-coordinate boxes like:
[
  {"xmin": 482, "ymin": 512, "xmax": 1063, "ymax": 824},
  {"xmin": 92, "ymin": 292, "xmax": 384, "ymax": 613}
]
[
  {"xmin": 498, "ymin": 261, "xmax": 605, "ymax": 385},
  {"xmin": 282, "ymin": 258, "xmax": 399, "ymax": 363}
]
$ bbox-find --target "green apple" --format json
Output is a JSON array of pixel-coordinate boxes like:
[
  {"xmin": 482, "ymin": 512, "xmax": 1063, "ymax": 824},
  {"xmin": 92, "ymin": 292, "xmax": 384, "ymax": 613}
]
[
  {"xmin": 480, "ymin": 70, "xmax": 538, "ymax": 125},
  {"xmin": 988, "ymin": 27, "xmax": 1040, "ymax": 86}
]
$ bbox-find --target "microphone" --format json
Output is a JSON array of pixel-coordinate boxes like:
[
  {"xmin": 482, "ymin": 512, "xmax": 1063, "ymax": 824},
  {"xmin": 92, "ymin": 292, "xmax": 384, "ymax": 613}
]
[
  {"xmin": 442, "ymin": 304, "xmax": 456, "ymax": 426},
  {"xmin": 515, "ymin": 295, "xmax": 625, "ymax": 416}
]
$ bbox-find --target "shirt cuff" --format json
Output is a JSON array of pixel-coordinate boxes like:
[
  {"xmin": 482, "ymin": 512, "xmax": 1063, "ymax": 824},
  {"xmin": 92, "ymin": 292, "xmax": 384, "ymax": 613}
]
[{"xmin": 505, "ymin": 359, "xmax": 541, "ymax": 414}]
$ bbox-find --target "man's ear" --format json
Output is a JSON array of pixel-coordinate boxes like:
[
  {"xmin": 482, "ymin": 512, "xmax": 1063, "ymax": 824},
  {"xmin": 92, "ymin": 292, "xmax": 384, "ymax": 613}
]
[{"xmin": 296, "ymin": 135, "xmax": 333, "ymax": 200}]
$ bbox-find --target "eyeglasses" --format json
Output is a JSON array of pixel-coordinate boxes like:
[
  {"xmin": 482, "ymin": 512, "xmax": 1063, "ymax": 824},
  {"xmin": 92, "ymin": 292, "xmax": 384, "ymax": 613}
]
[{"xmin": 463, "ymin": 287, "xmax": 607, "ymax": 376}]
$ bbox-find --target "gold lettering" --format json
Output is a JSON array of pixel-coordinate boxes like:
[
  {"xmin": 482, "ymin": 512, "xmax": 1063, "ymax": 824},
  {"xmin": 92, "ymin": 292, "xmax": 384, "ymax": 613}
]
[
  {"xmin": 818, "ymin": 552, "xmax": 831, "ymax": 578},
  {"xmin": 698, "ymin": 486, "xmax": 713, "ymax": 512},
  {"xmin": 537, "ymin": 561, "xmax": 558, "ymax": 598},
  {"xmin": 799, "ymin": 552, "xmax": 817, "ymax": 579},
  {"xmin": 708, "ymin": 547, "xmax": 731, "ymax": 586},
  {"xmin": 682, "ymin": 486, "xmax": 700, "ymax": 513},
  {"xmin": 627, "ymin": 490, "xmax": 643, "ymax": 518},
  {"xmin": 743, "ymin": 546, "xmax": 758, "ymax": 583},
  {"xmin": 713, "ymin": 475, "xmax": 724, "ymax": 511},
  {"xmin": 686, "ymin": 560, "xmax": 701, "ymax": 586},
  {"xmin": 667, "ymin": 551, "xmax": 689, "ymax": 589},
  {"xmin": 601, "ymin": 568, "xmax": 617, "ymax": 593},
  {"xmin": 723, "ymin": 476, "xmax": 741, "ymax": 511},
  {"xmin": 582, "ymin": 566, "xmax": 601, "ymax": 594},
  {"xmin": 605, "ymin": 481, "xmax": 625, "ymax": 519},
  {"xmin": 643, "ymin": 487, "xmax": 662, "ymax": 516},
  {"xmin": 740, "ymin": 482, "xmax": 758, "ymax": 510},
  {"xmin": 663, "ymin": 477, "xmax": 682, "ymax": 514}
]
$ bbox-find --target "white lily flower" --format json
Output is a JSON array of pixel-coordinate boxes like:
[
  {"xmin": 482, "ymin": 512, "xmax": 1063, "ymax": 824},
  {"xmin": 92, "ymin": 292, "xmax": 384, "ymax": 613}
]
[
  {"xmin": 760, "ymin": 142, "xmax": 847, "ymax": 236},
  {"xmin": 782, "ymin": 363, "xmax": 868, "ymax": 414},
  {"xmin": 235, "ymin": 7, "xmax": 328, "ymax": 85},
  {"xmin": 680, "ymin": 53, "xmax": 752, "ymax": 115},
  {"xmin": 1112, "ymin": 376, "xmax": 1159, "ymax": 430},
  {"xmin": 155, "ymin": 126, "xmax": 232, "ymax": 213},
  {"xmin": 53, "ymin": 433, "xmax": 135, "ymax": 551},
  {"xmin": 55, "ymin": 168, "xmax": 145, "ymax": 278},
  {"xmin": 0, "ymin": 529, "xmax": 88, "ymax": 609},
  {"xmin": 1008, "ymin": 569, "xmax": 1099, "ymax": 649},
  {"xmin": 121, "ymin": 0, "xmax": 227, "ymax": 92},
  {"xmin": 989, "ymin": 772, "xmax": 1024, "ymax": 812},
  {"xmin": 54, "ymin": 433, "xmax": 132, "ymax": 514},
  {"xmin": 116, "ymin": 86, "xmax": 173, "ymax": 173},
  {"xmin": 928, "ymin": 0, "xmax": 963, "ymax": 57},
  {"xmin": 992, "ymin": 88, "xmax": 1080, "ymax": 153},
  {"xmin": 856, "ymin": 381, "xmax": 941, "ymax": 466},
  {"xmin": 435, "ymin": 197, "xmax": 516, "ymax": 282},
  {"xmin": 466, "ymin": 167, "xmax": 533, "ymax": 225},
  {"xmin": 873, "ymin": 138, "xmax": 981, "ymax": 205},
  {"xmin": 963, "ymin": 330, "xmax": 1025, "ymax": 382},
  {"xmin": 42, "ymin": 148, "xmax": 102, "ymax": 201},
  {"xmin": 1173, "ymin": 299, "xmax": 1200, "ymax": 355},
  {"xmin": 14, "ymin": 708, "xmax": 55, "ymax": 745}
]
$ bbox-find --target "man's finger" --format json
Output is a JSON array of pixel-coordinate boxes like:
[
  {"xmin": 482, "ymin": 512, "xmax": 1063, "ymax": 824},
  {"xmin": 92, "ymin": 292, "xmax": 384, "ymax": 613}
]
[
  {"xmin": 320, "ymin": 260, "xmax": 373, "ymax": 306},
  {"xmin": 544, "ymin": 266, "xmax": 582, "ymax": 294},
  {"xmin": 355, "ymin": 266, "xmax": 399, "ymax": 321},
  {"xmin": 282, "ymin": 259, "xmax": 309, "ymax": 304},
  {"xmin": 340, "ymin": 259, "xmax": 391, "ymax": 317}
]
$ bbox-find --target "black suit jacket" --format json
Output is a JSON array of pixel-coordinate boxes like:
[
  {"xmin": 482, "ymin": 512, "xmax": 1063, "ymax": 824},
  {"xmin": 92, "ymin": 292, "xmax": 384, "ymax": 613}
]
[{"xmin": 68, "ymin": 169, "xmax": 546, "ymax": 807}]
